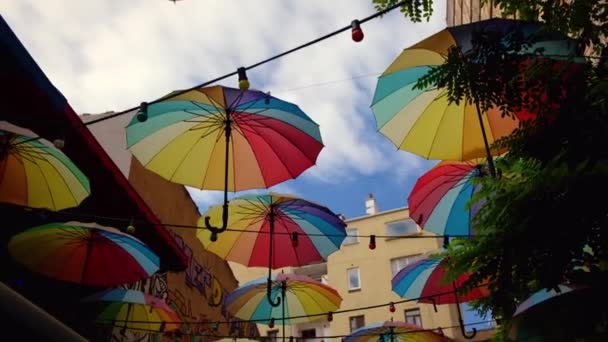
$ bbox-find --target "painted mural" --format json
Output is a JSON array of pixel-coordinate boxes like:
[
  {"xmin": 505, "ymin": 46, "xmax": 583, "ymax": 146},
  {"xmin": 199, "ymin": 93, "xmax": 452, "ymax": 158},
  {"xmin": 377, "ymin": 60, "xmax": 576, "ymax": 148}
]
[{"xmin": 110, "ymin": 230, "xmax": 258, "ymax": 341}]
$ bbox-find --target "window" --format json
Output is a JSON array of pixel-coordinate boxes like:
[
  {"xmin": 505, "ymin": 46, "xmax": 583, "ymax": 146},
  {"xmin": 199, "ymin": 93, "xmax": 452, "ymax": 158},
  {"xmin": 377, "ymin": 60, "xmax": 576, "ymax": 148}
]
[
  {"xmin": 266, "ymin": 330, "xmax": 278, "ymax": 342},
  {"xmin": 390, "ymin": 255, "xmax": 421, "ymax": 277},
  {"xmin": 300, "ymin": 328, "xmax": 316, "ymax": 340},
  {"xmin": 349, "ymin": 315, "xmax": 365, "ymax": 332},
  {"xmin": 405, "ymin": 308, "xmax": 422, "ymax": 327},
  {"xmin": 342, "ymin": 228, "xmax": 359, "ymax": 245},
  {"xmin": 347, "ymin": 267, "xmax": 360, "ymax": 291},
  {"xmin": 385, "ymin": 219, "xmax": 418, "ymax": 238}
]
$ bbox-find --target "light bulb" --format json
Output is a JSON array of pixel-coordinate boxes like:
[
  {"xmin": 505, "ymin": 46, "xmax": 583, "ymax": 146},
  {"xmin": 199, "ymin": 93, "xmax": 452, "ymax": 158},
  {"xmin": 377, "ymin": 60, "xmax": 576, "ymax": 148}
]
[{"xmin": 351, "ymin": 20, "xmax": 364, "ymax": 42}]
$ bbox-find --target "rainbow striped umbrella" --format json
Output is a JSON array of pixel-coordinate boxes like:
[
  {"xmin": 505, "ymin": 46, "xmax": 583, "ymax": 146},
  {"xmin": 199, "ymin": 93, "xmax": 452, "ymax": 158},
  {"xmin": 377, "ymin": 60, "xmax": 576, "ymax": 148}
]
[
  {"xmin": 0, "ymin": 122, "xmax": 90, "ymax": 211},
  {"xmin": 197, "ymin": 192, "xmax": 346, "ymax": 268},
  {"xmin": 408, "ymin": 159, "xmax": 489, "ymax": 236},
  {"xmin": 513, "ymin": 284, "xmax": 588, "ymax": 317},
  {"xmin": 8, "ymin": 222, "xmax": 159, "ymax": 287},
  {"xmin": 371, "ymin": 18, "xmax": 580, "ymax": 162},
  {"xmin": 85, "ymin": 288, "xmax": 180, "ymax": 332},
  {"xmin": 126, "ymin": 85, "xmax": 322, "ymax": 191},
  {"xmin": 345, "ymin": 321, "xmax": 453, "ymax": 342},
  {"xmin": 225, "ymin": 273, "xmax": 342, "ymax": 325},
  {"xmin": 391, "ymin": 256, "xmax": 488, "ymax": 305}
]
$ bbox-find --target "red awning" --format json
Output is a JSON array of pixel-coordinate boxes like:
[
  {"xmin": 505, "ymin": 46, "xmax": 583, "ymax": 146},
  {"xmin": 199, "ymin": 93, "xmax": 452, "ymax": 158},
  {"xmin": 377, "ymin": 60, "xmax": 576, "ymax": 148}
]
[{"xmin": 0, "ymin": 15, "xmax": 187, "ymax": 270}]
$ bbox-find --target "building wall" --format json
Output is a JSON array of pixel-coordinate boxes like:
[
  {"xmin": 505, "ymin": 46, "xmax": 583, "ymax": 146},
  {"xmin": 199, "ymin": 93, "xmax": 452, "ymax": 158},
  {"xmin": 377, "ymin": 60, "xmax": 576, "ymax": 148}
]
[
  {"xmin": 327, "ymin": 206, "xmax": 462, "ymax": 340},
  {"xmin": 447, "ymin": 0, "xmax": 508, "ymax": 27}
]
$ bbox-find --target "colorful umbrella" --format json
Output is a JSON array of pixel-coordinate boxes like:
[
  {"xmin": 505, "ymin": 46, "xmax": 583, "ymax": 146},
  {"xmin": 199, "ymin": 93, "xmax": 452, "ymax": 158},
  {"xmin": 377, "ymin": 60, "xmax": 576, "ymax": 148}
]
[
  {"xmin": 391, "ymin": 256, "xmax": 489, "ymax": 339},
  {"xmin": 513, "ymin": 284, "xmax": 588, "ymax": 317},
  {"xmin": 198, "ymin": 192, "xmax": 346, "ymax": 266},
  {"xmin": 8, "ymin": 221, "xmax": 159, "ymax": 287},
  {"xmin": 371, "ymin": 18, "xmax": 579, "ymax": 166},
  {"xmin": 508, "ymin": 285, "xmax": 605, "ymax": 341},
  {"xmin": 126, "ymin": 85, "xmax": 323, "ymax": 235},
  {"xmin": 225, "ymin": 273, "xmax": 342, "ymax": 340},
  {"xmin": 84, "ymin": 288, "xmax": 180, "ymax": 332},
  {"xmin": 408, "ymin": 159, "xmax": 490, "ymax": 237},
  {"xmin": 0, "ymin": 121, "xmax": 90, "ymax": 211},
  {"xmin": 345, "ymin": 320, "xmax": 453, "ymax": 342}
]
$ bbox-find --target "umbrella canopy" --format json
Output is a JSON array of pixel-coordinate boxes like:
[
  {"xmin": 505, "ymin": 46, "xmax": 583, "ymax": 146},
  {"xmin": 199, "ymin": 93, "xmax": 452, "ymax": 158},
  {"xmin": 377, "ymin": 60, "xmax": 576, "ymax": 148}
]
[
  {"xmin": 513, "ymin": 284, "xmax": 588, "ymax": 317},
  {"xmin": 225, "ymin": 273, "xmax": 342, "ymax": 325},
  {"xmin": 508, "ymin": 285, "xmax": 607, "ymax": 341},
  {"xmin": 126, "ymin": 85, "xmax": 323, "ymax": 191},
  {"xmin": 391, "ymin": 256, "xmax": 488, "ymax": 305},
  {"xmin": 0, "ymin": 121, "xmax": 90, "ymax": 211},
  {"xmin": 345, "ymin": 321, "xmax": 453, "ymax": 342},
  {"xmin": 408, "ymin": 159, "xmax": 489, "ymax": 236},
  {"xmin": 85, "ymin": 289, "xmax": 180, "ymax": 332},
  {"xmin": 8, "ymin": 221, "xmax": 159, "ymax": 287},
  {"xmin": 371, "ymin": 18, "xmax": 579, "ymax": 161},
  {"xmin": 197, "ymin": 192, "xmax": 346, "ymax": 268}
]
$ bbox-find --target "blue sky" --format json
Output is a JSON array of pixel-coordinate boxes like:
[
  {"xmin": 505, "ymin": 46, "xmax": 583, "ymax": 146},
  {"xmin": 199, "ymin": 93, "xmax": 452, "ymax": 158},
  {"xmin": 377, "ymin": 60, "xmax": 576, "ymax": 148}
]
[{"xmin": 2, "ymin": 0, "xmax": 443, "ymax": 219}]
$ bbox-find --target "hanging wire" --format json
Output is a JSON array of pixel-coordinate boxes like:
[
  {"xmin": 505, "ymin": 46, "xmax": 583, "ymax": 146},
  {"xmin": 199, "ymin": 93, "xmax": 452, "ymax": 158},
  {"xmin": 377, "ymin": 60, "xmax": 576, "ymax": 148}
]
[
  {"xmin": 98, "ymin": 319, "xmax": 496, "ymax": 339},
  {"xmin": 52, "ymin": 208, "xmax": 476, "ymax": 240},
  {"xmin": 82, "ymin": 1, "xmax": 410, "ymax": 127},
  {"xmin": 94, "ymin": 284, "xmax": 488, "ymax": 326}
]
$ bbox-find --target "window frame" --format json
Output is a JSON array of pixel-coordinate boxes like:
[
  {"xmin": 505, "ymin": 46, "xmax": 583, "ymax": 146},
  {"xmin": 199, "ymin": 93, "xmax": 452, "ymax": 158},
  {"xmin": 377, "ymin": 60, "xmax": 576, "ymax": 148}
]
[
  {"xmin": 404, "ymin": 308, "xmax": 423, "ymax": 327},
  {"xmin": 342, "ymin": 227, "xmax": 359, "ymax": 245},
  {"xmin": 347, "ymin": 267, "xmax": 361, "ymax": 292},
  {"xmin": 390, "ymin": 254, "xmax": 421, "ymax": 277},
  {"xmin": 349, "ymin": 315, "xmax": 366, "ymax": 332},
  {"xmin": 385, "ymin": 219, "xmax": 419, "ymax": 239}
]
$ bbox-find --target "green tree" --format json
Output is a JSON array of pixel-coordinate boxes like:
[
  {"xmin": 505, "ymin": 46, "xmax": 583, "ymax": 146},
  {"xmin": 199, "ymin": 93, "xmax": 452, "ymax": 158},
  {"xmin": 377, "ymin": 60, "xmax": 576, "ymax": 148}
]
[{"xmin": 375, "ymin": 0, "xmax": 608, "ymax": 338}]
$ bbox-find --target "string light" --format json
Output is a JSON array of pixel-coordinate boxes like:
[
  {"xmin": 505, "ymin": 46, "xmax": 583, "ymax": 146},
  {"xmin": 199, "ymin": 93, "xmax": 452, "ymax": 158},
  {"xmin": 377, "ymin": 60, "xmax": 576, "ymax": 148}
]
[
  {"xmin": 136, "ymin": 102, "xmax": 148, "ymax": 122},
  {"xmin": 369, "ymin": 234, "xmax": 376, "ymax": 249},
  {"xmin": 80, "ymin": 1, "xmax": 410, "ymax": 127},
  {"xmin": 389, "ymin": 302, "xmax": 395, "ymax": 313},
  {"xmin": 237, "ymin": 67, "xmax": 250, "ymax": 90},
  {"xmin": 351, "ymin": 19, "xmax": 364, "ymax": 42},
  {"xmin": 53, "ymin": 207, "xmax": 475, "ymax": 240}
]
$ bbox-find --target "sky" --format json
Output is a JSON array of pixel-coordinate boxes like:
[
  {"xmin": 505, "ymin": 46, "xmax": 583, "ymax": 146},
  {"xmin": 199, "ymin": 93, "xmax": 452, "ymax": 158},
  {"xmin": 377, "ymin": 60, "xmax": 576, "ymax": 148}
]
[{"xmin": 2, "ymin": 0, "xmax": 444, "ymax": 219}]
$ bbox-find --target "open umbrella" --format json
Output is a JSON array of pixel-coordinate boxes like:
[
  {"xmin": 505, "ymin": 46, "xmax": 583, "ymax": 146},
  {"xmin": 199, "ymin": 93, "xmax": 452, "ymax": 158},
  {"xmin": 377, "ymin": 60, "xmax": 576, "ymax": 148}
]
[
  {"xmin": 371, "ymin": 18, "xmax": 580, "ymax": 175},
  {"xmin": 508, "ymin": 285, "xmax": 607, "ymax": 341},
  {"xmin": 198, "ymin": 192, "xmax": 346, "ymax": 305},
  {"xmin": 126, "ymin": 85, "xmax": 323, "ymax": 237},
  {"xmin": 0, "ymin": 121, "xmax": 90, "ymax": 211},
  {"xmin": 408, "ymin": 159, "xmax": 491, "ymax": 237},
  {"xmin": 225, "ymin": 273, "xmax": 342, "ymax": 341},
  {"xmin": 344, "ymin": 320, "xmax": 453, "ymax": 342},
  {"xmin": 8, "ymin": 221, "xmax": 159, "ymax": 287},
  {"xmin": 84, "ymin": 288, "xmax": 180, "ymax": 333},
  {"xmin": 391, "ymin": 256, "xmax": 489, "ymax": 339}
]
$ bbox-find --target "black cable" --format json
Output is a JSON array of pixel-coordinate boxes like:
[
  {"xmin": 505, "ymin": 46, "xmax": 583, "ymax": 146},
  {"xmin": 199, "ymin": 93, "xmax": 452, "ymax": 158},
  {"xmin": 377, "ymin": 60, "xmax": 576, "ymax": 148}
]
[
  {"xmin": 82, "ymin": 1, "xmax": 409, "ymax": 127},
  {"xmin": 98, "ymin": 319, "xmax": 496, "ymax": 339},
  {"xmin": 95, "ymin": 284, "xmax": 489, "ymax": 326},
  {"xmin": 53, "ymin": 208, "xmax": 475, "ymax": 240}
]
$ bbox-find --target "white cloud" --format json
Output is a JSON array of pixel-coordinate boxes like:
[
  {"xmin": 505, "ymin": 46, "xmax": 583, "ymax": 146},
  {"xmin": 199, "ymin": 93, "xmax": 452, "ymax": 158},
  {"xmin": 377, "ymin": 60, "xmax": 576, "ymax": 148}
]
[{"xmin": 2, "ymin": 0, "xmax": 446, "ymax": 196}]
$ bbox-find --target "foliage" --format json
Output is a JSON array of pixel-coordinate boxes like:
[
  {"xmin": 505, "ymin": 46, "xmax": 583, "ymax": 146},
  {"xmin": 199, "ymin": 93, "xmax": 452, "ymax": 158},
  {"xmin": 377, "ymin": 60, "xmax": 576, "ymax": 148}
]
[
  {"xmin": 372, "ymin": 0, "xmax": 433, "ymax": 22},
  {"xmin": 375, "ymin": 0, "xmax": 608, "ymax": 338}
]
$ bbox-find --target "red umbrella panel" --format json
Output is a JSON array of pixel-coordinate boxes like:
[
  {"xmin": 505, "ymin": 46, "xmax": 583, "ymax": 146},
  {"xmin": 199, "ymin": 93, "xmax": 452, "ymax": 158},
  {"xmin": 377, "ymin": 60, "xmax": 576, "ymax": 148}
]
[
  {"xmin": 408, "ymin": 159, "xmax": 489, "ymax": 237},
  {"xmin": 392, "ymin": 256, "xmax": 489, "ymax": 305}
]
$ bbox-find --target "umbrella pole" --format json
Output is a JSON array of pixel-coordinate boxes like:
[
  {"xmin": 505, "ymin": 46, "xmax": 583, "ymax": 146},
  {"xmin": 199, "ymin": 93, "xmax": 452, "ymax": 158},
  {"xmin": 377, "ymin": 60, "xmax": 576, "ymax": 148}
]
[
  {"xmin": 452, "ymin": 282, "xmax": 477, "ymax": 339},
  {"xmin": 267, "ymin": 206, "xmax": 281, "ymax": 307},
  {"xmin": 204, "ymin": 113, "xmax": 232, "ymax": 240},
  {"xmin": 474, "ymin": 101, "xmax": 497, "ymax": 177},
  {"xmin": 281, "ymin": 281, "xmax": 286, "ymax": 342}
]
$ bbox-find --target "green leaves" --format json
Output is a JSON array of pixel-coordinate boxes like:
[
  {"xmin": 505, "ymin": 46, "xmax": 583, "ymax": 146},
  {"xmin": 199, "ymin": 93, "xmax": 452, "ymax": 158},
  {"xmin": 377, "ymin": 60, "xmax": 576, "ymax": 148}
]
[{"xmin": 372, "ymin": 0, "xmax": 433, "ymax": 22}]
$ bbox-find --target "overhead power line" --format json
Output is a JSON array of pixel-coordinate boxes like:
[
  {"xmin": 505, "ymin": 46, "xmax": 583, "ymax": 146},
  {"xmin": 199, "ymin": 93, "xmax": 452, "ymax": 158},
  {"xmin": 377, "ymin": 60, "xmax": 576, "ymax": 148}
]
[{"xmin": 81, "ymin": 1, "xmax": 409, "ymax": 126}]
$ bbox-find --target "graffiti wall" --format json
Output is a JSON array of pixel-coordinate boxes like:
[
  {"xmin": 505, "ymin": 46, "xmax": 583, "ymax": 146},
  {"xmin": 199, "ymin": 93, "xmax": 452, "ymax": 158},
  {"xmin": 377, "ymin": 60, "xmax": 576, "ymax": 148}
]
[{"xmin": 113, "ymin": 159, "xmax": 259, "ymax": 341}]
